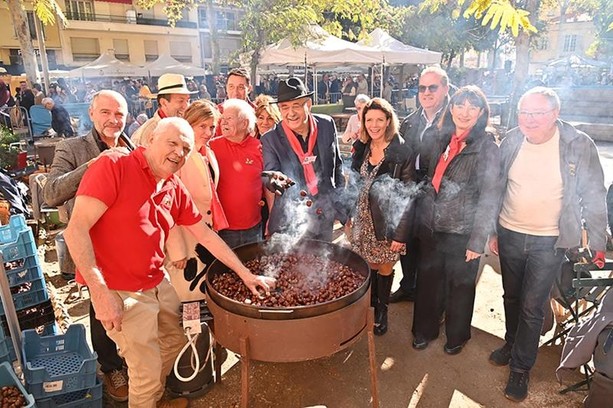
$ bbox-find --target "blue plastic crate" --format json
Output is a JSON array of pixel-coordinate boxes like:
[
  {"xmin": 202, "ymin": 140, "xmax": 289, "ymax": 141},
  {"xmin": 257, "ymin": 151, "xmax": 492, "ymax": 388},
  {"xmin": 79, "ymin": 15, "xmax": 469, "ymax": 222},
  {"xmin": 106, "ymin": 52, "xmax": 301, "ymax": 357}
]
[
  {"xmin": 3, "ymin": 255, "xmax": 44, "ymax": 287},
  {"xmin": 0, "ymin": 361, "xmax": 35, "ymax": 407},
  {"xmin": 22, "ymin": 324, "xmax": 98, "ymax": 399},
  {"xmin": 1, "ymin": 323, "xmax": 58, "ymax": 364},
  {"xmin": 0, "ymin": 229, "xmax": 37, "ymax": 263},
  {"xmin": 35, "ymin": 377, "xmax": 102, "ymax": 408},
  {"xmin": 0, "ymin": 215, "xmax": 29, "ymax": 241},
  {"xmin": 0, "ymin": 325, "xmax": 8, "ymax": 363},
  {"xmin": 0, "ymin": 277, "xmax": 49, "ymax": 316}
]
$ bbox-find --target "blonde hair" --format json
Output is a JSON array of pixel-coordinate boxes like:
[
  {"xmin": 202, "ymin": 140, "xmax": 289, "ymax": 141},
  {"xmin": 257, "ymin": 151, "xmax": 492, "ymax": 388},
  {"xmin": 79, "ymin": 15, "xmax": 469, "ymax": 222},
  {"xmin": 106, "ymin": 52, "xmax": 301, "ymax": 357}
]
[{"xmin": 183, "ymin": 99, "xmax": 220, "ymax": 128}]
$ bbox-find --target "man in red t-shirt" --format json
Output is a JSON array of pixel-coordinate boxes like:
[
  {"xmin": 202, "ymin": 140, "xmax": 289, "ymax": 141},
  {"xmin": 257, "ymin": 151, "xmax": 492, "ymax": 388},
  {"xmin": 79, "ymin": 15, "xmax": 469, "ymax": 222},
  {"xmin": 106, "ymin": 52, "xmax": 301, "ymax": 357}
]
[
  {"xmin": 65, "ymin": 117, "xmax": 274, "ymax": 408},
  {"xmin": 210, "ymin": 99, "xmax": 264, "ymax": 248}
]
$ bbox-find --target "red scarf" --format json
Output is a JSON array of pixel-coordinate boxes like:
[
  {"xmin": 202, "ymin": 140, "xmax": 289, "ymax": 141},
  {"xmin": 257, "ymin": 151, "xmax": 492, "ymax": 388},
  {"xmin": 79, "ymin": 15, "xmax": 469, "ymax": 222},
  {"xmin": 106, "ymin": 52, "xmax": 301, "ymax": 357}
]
[
  {"xmin": 281, "ymin": 114, "xmax": 319, "ymax": 195},
  {"xmin": 432, "ymin": 129, "xmax": 470, "ymax": 193}
]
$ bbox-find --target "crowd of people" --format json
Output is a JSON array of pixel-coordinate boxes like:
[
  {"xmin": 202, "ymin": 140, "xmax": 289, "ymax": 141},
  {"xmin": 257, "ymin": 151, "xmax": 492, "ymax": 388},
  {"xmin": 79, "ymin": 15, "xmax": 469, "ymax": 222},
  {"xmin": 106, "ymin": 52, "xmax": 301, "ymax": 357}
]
[{"xmin": 37, "ymin": 64, "xmax": 607, "ymax": 407}]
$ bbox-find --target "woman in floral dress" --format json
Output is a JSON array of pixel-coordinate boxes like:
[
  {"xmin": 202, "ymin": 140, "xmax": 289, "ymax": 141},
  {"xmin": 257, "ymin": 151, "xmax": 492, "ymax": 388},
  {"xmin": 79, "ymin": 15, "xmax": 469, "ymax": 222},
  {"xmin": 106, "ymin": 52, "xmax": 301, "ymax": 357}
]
[{"xmin": 347, "ymin": 98, "xmax": 416, "ymax": 335}]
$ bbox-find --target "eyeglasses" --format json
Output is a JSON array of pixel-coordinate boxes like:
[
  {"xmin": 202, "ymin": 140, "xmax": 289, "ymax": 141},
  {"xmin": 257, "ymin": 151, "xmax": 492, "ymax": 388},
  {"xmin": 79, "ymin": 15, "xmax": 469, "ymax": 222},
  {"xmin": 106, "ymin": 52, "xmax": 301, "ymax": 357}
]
[
  {"xmin": 418, "ymin": 84, "xmax": 440, "ymax": 93},
  {"xmin": 517, "ymin": 109, "xmax": 555, "ymax": 119}
]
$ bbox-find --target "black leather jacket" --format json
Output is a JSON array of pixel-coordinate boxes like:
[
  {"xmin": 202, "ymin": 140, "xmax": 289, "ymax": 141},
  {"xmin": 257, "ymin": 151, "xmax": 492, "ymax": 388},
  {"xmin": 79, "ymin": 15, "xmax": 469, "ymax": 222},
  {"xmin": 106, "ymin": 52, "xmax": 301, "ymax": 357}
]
[
  {"xmin": 417, "ymin": 128, "xmax": 502, "ymax": 253},
  {"xmin": 350, "ymin": 135, "xmax": 416, "ymax": 242}
]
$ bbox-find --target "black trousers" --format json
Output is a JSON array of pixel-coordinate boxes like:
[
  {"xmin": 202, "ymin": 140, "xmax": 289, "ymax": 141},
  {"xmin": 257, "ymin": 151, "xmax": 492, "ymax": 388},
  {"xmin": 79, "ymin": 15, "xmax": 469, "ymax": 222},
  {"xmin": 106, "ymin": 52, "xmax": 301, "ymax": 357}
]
[
  {"xmin": 412, "ymin": 232, "xmax": 480, "ymax": 347},
  {"xmin": 90, "ymin": 302, "xmax": 124, "ymax": 373},
  {"xmin": 398, "ymin": 235, "xmax": 419, "ymax": 293}
]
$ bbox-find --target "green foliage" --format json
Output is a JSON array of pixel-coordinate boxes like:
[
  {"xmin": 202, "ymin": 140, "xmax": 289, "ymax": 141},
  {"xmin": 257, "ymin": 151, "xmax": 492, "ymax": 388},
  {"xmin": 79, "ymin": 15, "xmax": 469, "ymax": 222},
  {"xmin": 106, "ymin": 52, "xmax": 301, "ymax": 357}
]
[{"xmin": 0, "ymin": 127, "xmax": 20, "ymax": 170}]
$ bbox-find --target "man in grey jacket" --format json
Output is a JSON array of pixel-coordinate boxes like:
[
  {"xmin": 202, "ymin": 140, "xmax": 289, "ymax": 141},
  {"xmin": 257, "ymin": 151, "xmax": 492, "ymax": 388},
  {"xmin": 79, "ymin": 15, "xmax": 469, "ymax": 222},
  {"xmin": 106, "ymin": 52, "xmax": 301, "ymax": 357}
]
[
  {"xmin": 43, "ymin": 90, "xmax": 130, "ymax": 402},
  {"xmin": 488, "ymin": 87, "xmax": 607, "ymax": 402}
]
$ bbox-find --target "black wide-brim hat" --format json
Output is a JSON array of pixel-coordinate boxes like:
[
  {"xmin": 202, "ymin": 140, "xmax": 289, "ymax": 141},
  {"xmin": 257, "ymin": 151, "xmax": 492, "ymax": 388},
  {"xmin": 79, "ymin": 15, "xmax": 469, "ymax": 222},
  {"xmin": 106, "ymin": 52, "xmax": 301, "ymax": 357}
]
[{"xmin": 275, "ymin": 77, "xmax": 314, "ymax": 103}]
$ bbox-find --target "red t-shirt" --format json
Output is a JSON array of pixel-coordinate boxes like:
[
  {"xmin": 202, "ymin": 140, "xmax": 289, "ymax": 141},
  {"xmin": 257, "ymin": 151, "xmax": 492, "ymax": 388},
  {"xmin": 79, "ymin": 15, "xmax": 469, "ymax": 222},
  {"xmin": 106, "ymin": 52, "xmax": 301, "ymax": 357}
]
[
  {"xmin": 209, "ymin": 135, "xmax": 263, "ymax": 230},
  {"xmin": 76, "ymin": 147, "xmax": 202, "ymax": 291}
]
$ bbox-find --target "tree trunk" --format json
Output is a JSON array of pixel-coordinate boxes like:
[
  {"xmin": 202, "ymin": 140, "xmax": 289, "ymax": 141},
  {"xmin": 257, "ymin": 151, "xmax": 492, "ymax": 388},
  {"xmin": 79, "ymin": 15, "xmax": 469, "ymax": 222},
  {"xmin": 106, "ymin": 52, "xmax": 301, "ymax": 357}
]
[
  {"xmin": 508, "ymin": 0, "xmax": 541, "ymax": 129},
  {"xmin": 206, "ymin": 0, "xmax": 220, "ymax": 75},
  {"xmin": 7, "ymin": 0, "xmax": 38, "ymax": 85}
]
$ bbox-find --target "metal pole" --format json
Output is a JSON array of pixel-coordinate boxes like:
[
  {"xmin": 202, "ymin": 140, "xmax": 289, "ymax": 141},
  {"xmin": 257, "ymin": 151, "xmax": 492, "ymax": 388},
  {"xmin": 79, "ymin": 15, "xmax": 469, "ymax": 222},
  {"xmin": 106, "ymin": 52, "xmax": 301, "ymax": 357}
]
[
  {"xmin": 0, "ymin": 254, "xmax": 24, "ymax": 372},
  {"xmin": 33, "ymin": 16, "xmax": 50, "ymax": 92}
]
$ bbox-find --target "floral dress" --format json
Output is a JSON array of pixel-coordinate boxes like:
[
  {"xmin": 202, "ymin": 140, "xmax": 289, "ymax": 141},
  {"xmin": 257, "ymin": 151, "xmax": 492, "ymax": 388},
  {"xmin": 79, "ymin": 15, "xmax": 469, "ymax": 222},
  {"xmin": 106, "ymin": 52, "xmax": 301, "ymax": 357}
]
[{"xmin": 351, "ymin": 149, "xmax": 406, "ymax": 264}]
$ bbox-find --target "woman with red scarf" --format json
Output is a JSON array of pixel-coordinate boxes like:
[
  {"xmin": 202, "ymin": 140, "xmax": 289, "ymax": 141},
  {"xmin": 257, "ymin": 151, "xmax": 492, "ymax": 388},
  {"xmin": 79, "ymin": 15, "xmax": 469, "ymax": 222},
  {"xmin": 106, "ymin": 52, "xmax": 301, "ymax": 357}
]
[{"xmin": 411, "ymin": 86, "xmax": 501, "ymax": 354}]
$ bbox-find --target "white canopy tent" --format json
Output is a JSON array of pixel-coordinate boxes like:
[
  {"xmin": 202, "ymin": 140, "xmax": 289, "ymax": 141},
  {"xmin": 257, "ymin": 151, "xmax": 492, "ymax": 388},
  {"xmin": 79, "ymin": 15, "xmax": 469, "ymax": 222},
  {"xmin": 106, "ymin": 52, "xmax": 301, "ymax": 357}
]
[
  {"xmin": 259, "ymin": 25, "xmax": 383, "ymax": 101},
  {"xmin": 259, "ymin": 25, "xmax": 382, "ymax": 67},
  {"xmin": 358, "ymin": 28, "xmax": 442, "ymax": 65},
  {"xmin": 69, "ymin": 51, "xmax": 147, "ymax": 78},
  {"xmin": 144, "ymin": 54, "xmax": 209, "ymax": 77}
]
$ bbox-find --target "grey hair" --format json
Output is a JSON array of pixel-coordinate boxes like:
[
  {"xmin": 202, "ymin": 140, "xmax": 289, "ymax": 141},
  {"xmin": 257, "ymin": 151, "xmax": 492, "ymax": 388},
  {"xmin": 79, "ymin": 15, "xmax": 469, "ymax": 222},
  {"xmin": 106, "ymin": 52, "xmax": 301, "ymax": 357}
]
[
  {"xmin": 151, "ymin": 117, "xmax": 194, "ymax": 151},
  {"xmin": 420, "ymin": 66, "xmax": 449, "ymax": 87},
  {"xmin": 222, "ymin": 99, "xmax": 257, "ymax": 134},
  {"xmin": 519, "ymin": 86, "xmax": 561, "ymax": 110},
  {"xmin": 90, "ymin": 90, "xmax": 128, "ymax": 111},
  {"xmin": 41, "ymin": 97, "xmax": 54, "ymax": 106},
  {"xmin": 354, "ymin": 94, "xmax": 371, "ymax": 105},
  {"xmin": 136, "ymin": 113, "xmax": 148, "ymax": 124}
]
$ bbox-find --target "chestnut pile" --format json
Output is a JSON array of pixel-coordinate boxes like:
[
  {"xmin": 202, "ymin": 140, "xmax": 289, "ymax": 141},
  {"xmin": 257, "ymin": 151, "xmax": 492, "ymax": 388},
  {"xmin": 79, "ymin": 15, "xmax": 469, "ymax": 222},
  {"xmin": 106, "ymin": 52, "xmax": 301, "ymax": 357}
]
[
  {"xmin": 0, "ymin": 386, "xmax": 28, "ymax": 408},
  {"xmin": 211, "ymin": 253, "xmax": 365, "ymax": 307}
]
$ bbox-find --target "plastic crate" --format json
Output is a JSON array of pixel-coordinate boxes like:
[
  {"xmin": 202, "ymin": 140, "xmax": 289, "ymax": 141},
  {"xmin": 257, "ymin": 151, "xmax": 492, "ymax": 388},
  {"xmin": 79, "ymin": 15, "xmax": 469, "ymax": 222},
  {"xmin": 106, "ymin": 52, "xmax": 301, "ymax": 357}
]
[
  {"xmin": 0, "ymin": 277, "xmax": 49, "ymax": 315},
  {"xmin": 0, "ymin": 325, "xmax": 8, "ymax": 362},
  {"xmin": 0, "ymin": 215, "xmax": 37, "ymax": 263},
  {"xmin": 22, "ymin": 324, "xmax": 97, "ymax": 399},
  {"xmin": 35, "ymin": 377, "xmax": 102, "ymax": 408},
  {"xmin": 0, "ymin": 361, "xmax": 35, "ymax": 407},
  {"xmin": 0, "ymin": 230, "xmax": 37, "ymax": 263},
  {"xmin": 1, "ymin": 323, "xmax": 58, "ymax": 364},
  {"xmin": 3, "ymin": 255, "xmax": 44, "ymax": 287},
  {"xmin": 1, "ymin": 299, "xmax": 56, "ymax": 335}
]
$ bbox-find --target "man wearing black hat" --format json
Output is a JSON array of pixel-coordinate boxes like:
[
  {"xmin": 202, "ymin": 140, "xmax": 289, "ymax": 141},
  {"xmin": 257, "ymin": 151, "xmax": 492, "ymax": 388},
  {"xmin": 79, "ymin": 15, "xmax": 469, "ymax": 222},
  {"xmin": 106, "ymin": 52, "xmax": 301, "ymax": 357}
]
[{"xmin": 261, "ymin": 77, "xmax": 347, "ymax": 241}]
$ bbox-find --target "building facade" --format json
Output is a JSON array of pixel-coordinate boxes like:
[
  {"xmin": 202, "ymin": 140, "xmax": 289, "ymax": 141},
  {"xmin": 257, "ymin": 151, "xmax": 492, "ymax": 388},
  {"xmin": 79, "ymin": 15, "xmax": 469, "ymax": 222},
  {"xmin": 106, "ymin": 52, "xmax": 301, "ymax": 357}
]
[{"xmin": 0, "ymin": 0, "xmax": 244, "ymax": 74}]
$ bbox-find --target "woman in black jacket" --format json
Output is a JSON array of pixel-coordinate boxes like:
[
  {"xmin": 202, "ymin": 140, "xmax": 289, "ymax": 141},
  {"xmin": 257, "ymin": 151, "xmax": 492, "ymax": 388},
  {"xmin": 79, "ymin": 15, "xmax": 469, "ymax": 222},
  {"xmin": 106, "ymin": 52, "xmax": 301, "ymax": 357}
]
[
  {"xmin": 412, "ymin": 85, "xmax": 501, "ymax": 354},
  {"xmin": 347, "ymin": 98, "xmax": 416, "ymax": 335}
]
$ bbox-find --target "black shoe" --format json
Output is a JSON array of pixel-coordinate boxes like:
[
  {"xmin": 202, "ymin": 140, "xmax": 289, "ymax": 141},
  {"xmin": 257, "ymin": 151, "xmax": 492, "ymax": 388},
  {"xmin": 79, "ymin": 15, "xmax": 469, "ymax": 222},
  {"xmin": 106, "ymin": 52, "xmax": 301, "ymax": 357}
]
[
  {"xmin": 374, "ymin": 273, "xmax": 394, "ymax": 336},
  {"xmin": 61, "ymin": 272, "xmax": 75, "ymax": 281},
  {"xmin": 443, "ymin": 341, "xmax": 467, "ymax": 355},
  {"xmin": 389, "ymin": 288, "xmax": 415, "ymax": 303},
  {"xmin": 489, "ymin": 343, "xmax": 512, "ymax": 366},
  {"xmin": 412, "ymin": 337, "xmax": 429, "ymax": 350},
  {"xmin": 504, "ymin": 370, "xmax": 529, "ymax": 402}
]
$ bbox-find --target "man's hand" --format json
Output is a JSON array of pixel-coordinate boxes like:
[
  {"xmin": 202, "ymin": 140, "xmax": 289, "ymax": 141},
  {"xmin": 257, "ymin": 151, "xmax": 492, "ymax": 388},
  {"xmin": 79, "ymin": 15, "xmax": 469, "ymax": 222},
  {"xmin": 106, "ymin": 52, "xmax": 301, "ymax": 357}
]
[
  {"xmin": 465, "ymin": 249, "xmax": 482, "ymax": 262},
  {"xmin": 242, "ymin": 274, "xmax": 276, "ymax": 297},
  {"xmin": 262, "ymin": 171, "xmax": 295, "ymax": 196},
  {"xmin": 90, "ymin": 288, "xmax": 124, "ymax": 332},
  {"xmin": 488, "ymin": 236, "xmax": 499, "ymax": 256},
  {"xmin": 592, "ymin": 250, "xmax": 606, "ymax": 269}
]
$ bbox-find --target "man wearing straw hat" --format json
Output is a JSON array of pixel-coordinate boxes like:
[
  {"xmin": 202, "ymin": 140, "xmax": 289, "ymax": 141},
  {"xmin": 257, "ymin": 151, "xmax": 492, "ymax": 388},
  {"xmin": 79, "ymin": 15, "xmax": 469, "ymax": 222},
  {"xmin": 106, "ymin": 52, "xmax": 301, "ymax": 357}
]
[{"xmin": 131, "ymin": 73, "xmax": 194, "ymax": 146}]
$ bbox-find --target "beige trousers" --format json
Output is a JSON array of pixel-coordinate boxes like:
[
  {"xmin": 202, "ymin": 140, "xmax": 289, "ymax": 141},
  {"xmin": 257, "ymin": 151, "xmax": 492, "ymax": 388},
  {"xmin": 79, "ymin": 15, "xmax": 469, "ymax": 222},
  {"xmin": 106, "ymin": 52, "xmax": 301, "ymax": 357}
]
[{"xmin": 107, "ymin": 278, "xmax": 187, "ymax": 408}]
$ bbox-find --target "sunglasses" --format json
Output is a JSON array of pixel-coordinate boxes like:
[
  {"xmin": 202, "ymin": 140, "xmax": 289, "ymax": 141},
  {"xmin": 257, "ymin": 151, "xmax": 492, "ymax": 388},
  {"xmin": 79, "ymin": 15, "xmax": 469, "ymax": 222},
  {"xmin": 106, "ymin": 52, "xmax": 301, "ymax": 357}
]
[{"xmin": 418, "ymin": 84, "xmax": 440, "ymax": 93}]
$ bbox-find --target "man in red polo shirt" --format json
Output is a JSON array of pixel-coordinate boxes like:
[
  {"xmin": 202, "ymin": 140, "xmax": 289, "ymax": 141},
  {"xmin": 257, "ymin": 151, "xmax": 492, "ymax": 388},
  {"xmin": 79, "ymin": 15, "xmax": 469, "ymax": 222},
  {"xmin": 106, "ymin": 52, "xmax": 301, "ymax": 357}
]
[
  {"xmin": 210, "ymin": 99, "xmax": 264, "ymax": 248},
  {"xmin": 64, "ymin": 117, "xmax": 274, "ymax": 408},
  {"xmin": 214, "ymin": 68, "xmax": 256, "ymax": 136}
]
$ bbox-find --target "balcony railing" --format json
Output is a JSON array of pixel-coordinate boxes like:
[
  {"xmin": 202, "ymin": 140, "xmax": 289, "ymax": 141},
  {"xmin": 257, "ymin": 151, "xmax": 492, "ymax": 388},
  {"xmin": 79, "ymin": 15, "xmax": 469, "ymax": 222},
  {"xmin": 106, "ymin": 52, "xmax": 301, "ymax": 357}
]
[{"xmin": 66, "ymin": 12, "xmax": 197, "ymax": 29}]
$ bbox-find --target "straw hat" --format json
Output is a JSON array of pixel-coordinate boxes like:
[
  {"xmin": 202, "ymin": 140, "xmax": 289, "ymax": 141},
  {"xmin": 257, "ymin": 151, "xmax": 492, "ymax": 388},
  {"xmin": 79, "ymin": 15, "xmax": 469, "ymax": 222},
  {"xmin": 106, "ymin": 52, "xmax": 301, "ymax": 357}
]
[{"xmin": 156, "ymin": 73, "xmax": 196, "ymax": 95}]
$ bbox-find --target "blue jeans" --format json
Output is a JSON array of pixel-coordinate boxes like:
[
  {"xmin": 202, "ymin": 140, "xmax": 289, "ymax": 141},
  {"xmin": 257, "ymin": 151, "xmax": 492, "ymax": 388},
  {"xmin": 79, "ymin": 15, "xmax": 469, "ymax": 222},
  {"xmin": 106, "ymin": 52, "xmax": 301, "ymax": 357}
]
[
  {"xmin": 218, "ymin": 222, "xmax": 262, "ymax": 249},
  {"xmin": 498, "ymin": 226, "xmax": 564, "ymax": 372}
]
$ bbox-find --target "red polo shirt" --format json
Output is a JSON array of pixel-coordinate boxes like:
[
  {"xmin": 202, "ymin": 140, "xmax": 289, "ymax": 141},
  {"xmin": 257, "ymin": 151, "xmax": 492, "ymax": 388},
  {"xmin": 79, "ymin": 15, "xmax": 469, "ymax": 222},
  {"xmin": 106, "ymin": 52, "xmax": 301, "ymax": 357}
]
[
  {"xmin": 76, "ymin": 147, "xmax": 202, "ymax": 291},
  {"xmin": 209, "ymin": 135, "xmax": 263, "ymax": 230}
]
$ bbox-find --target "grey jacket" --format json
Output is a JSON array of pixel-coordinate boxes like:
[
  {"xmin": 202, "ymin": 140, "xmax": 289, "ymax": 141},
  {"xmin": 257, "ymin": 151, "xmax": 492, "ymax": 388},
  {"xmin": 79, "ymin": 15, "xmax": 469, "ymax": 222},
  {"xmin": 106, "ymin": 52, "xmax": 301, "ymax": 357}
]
[
  {"xmin": 499, "ymin": 120, "xmax": 607, "ymax": 251},
  {"xmin": 43, "ymin": 131, "xmax": 104, "ymax": 216}
]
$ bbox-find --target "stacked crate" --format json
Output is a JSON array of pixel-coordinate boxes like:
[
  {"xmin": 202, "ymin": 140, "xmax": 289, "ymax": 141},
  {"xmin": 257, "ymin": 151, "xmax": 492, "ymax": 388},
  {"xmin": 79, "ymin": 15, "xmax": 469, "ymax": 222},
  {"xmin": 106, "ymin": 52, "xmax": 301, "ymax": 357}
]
[
  {"xmin": 0, "ymin": 361, "xmax": 35, "ymax": 407},
  {"xmin": 0, "ymin": 214, "xmax": 55, "ymax": 363},
  {"xmin": 22, "ymin": 324, "xmax": 101, "ymax": 407}
]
